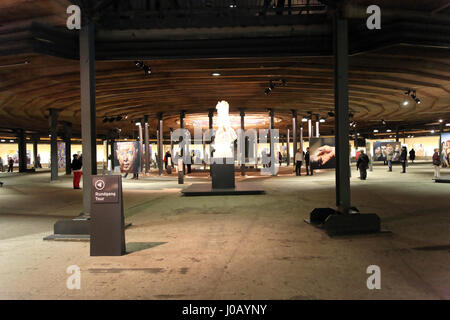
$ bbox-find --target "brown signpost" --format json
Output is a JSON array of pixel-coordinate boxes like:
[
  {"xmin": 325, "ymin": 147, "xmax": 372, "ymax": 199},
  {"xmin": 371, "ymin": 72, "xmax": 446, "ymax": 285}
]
[{"xmin": 90, "ymin": 175, "xmax": 126, "ymax": 256}]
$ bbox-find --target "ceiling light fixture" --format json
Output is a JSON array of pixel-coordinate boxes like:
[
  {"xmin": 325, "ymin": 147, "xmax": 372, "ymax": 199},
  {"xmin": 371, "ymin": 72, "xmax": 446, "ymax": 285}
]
[{"xmin": 212, "ymin": 72, "xmax": 221, "ymax": 76}]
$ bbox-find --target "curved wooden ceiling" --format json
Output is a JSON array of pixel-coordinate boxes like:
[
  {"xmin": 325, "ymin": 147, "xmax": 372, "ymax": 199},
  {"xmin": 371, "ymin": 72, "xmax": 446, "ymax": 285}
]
[{"xmin": 0, "ymin": 0, "xmax": 449, "ymax": 138}]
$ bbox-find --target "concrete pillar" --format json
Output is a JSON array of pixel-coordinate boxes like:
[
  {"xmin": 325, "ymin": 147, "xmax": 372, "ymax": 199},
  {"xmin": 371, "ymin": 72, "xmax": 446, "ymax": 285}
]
[
  {"xmin": 79, "ymin": 20, "xmax": 97, "ymax": 216},
  {"xmin": 158, "ymin": 113, "xmax": 163, "ymax": 175},
  {"xmin": 144, "ymin": 115, "xmax": 150, "ymax": 174},
  {"xmin": 137, "ymin": 118, "xmax": 144, "ymax": 173},
  {"xmin": 292, "ymin": 110, "xmax": 298, "ymax": 158},
  {"xmin": 63, "ymin": 122, "xmax": 72, "ymax": 175},
  {"xmin": 170, "ymin": 128, "xmax": 174, "ymax": 157},
  {"xmin": 240, "ymin": 110, "xmax": 245, "ymax": 176},
  {"xmin": 334, "ymin": 10, "xmax": 351, "ymax": 213},
  {"xmin": 17, "ymin": 129, "xmax": 27, "ymax": 173},
  {"xmin": 49, "ymin": 108, "xmax": 59, "ymax": 180},
  {"xmin": 286, "ymin": 126, "xmax": 290, "ymax": 166},
  {"xmin": 180, "ymin": 111, "xmax": 186, "ymax": 174},
  {"xmin": 308, "ymin": 118, "xmax": 312, "ymax": 139},
  {"xmin": 439, "ymin": 122, "xmax": 444, "ymax": 155},
  {"xmin": 315, "ymin": 115, "xmax": 320, "ymax": 138}
]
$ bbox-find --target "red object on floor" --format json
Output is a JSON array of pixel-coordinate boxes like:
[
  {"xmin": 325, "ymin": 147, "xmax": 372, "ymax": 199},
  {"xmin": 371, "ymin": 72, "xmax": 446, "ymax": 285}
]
[{"xmin": 73, "ymin": 171, "xmax": 82, "ymax": 188}]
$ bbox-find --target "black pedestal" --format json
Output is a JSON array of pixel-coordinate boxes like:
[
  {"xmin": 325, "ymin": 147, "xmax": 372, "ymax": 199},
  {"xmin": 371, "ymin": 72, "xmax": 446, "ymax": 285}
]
[{"xmin": 211, "ymin": 160, "xmax": 235, "ymax": 189}]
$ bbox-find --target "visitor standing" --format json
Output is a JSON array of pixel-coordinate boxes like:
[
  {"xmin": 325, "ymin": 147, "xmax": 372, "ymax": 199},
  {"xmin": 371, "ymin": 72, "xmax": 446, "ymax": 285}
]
[
  {"xmin": 305, "ymin": 147, "xmax": 313, "ymax": 176},
  {"xmin": 400, "ymin": 146, "xmax": 407, "ymax": 173},
  {"xmin": 409, "ymin": 148, "xmax": 415, "ymax": 163},
  {"xmin": 7, "ymin": 157, "xmax": 14, "ymax": 172},
  {"xmin": 433, "ymin": 148, "xmax": 441, "ymax": 178},
  {"xmin": 0, "ymin": 156, "xmax": 4, "ymax": 172},
  {"xmin": 164, "ymin": 151, "xmax": 172, "ymax": 170},
  {"xmin": 278, "ymin": 151, "xmax": 282, "ymax": 166},
  {"xmin": 356, "ymin": 150, "xmax": 369, "ymax": 180},
  {"xmin": 71, "ymin": 154, "xmax": 82, "ymax": 189},
  {"xmin": 295, "ymin": 149, "xmax": 303, "ymax": 176},
  {"xmin": 386, "ymin": 147, "xmax": 394, "ymax": 172}
]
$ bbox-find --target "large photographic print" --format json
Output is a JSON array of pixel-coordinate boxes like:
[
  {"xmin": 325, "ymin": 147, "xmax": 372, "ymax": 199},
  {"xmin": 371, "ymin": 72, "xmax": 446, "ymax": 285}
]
[
  {"xmin": 373, "ymin": 141, "xmax": 401, "ymax": 162},
  {"xmin": 310, "ymin": 137, "xmax": 336, "ymax": 169},
  {"xmin": 442, "ymin": 133, "xmax": 450, "ymax": 167},
  {"xmin": 114, "ymin": 141, "xmax": 141, "ymax": 174}
]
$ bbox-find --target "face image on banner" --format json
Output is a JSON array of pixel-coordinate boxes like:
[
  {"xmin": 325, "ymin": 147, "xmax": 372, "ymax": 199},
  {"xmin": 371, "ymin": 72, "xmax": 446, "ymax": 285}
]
[
  {"xmin": 442, "ymin": 133, "xmax": 450, "ymax": 167},
  {"xmin": 310, "ymin": 137, "xmax": 336, "ymax": 169},
  {"xmin": 373, "ymin": 141, "xmax": 401, "ymax": 162},
  {"xmin": 114, "ymin": 141, "xmax": 141, "ymax": 174}
]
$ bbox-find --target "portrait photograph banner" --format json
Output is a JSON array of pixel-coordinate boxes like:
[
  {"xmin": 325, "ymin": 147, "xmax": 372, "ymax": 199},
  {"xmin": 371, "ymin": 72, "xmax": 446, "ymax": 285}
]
[
  {"xmin": 373, "ymin": 141, "xmax": 401, "ymax": 162},
  {"xmin": 310, "ymin": 137, "xmax": 336, "ymax": 169},
  {"xmin": 441, "ymin": 133, "xmax": 450, "ymax": 167},
  {"xmin": 114, "ymin": 141, "xmax": 141, "ymax": 174}
]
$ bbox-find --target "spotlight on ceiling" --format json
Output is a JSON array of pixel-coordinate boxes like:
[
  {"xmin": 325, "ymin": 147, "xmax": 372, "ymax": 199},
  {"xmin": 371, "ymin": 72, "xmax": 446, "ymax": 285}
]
[
  {"xmin": 328, "ymin": 111, "xmax": 335, "ymax": 117},
  {"xmin": 373, "ymin": 129, "xmax": 379, "ymax": 133},
  {"xmin": 431, "ymin": 130, "xmax": 435, "ymax": 134},
  {"xmin": 108, "ymin": 117, "xmax": 115, "ymax": 123},
  {"xmin": 264, "ymin": 87, "xmax": 272, "ymax": 95},
  {"xmin": 264, "ymin": 79, "xmax": 285, "ymax": 95},
  {"xmin": 135, "ymin": 61, "xmax": 151, "ymax": 75},
  {"xmin": 403, "ymin": 100, "xmax": 409, "ymax": 106},
  {"xmin": 116, "ymin": 115, "xmax": 123, "ymax": 121},
  {"xmin": 386, "ymin": 129, "xmax": 392, "ymax": 132},
  {"xmin": 102, "ymin": 117, "xmax": 108, "ymax": 123},
  {"xmin": 124, "ymin": 115, "xmax": 128, "ymax": 119},
  {"xmin": 438, "ymin": 119, "xmax": 443, "ymax": 123},
  {"xmin": 381, "ymin": 119, "xmax": 386, "ymax": 125},
  {"xmin": 446, "ymin": 123, "xmax": 450, "ymax": 127},
  {"xmin": 319, "ymin": 118, "xmax": 326, "ymax": 123},
  {"xmin": 302, "ymin": 117, "xmax": 308, "ymax": 122},
  {"xmin": 212, "ymin": 72, "xmax": 221, "ymax": 76}
]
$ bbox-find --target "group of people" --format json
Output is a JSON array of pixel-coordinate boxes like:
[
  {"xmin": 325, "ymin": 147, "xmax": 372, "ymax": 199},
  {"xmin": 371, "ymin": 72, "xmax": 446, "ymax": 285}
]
[
  {"xmin": 294, "ymin": 147, "xmax": 313, "ymax": 176},
  {"xmin": 0, "ymin": 156, "xmax": 15, "ymax": 173}
]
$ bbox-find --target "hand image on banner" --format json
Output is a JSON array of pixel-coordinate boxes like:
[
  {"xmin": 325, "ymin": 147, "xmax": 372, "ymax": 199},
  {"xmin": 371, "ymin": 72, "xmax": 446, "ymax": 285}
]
[{"xmin": 310, "ymin": 137, "xmax": 336, "ymax": 169}]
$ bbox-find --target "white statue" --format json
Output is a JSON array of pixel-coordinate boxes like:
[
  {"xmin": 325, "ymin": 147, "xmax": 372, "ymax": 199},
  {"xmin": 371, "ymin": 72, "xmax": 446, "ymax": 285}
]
[{"xmin": 213, "ymin": 100, "xmax": 237, "ymax": 158}]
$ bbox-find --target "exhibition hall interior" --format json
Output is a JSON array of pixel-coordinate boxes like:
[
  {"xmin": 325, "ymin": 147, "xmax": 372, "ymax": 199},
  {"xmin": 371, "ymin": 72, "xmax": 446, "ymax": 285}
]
[{"xmin": 0, "ymin": 0, "xmax": 449, "ymax": 301}]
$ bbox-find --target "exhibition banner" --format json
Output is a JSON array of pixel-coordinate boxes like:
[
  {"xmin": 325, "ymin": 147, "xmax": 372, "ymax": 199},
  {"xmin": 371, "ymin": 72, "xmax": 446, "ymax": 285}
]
[
  {"xmin": 441, "ymin": 133, "xmax": 450, "ymax": 167},
  {"xmin": 114, "ymin": 141, "xmax": 141, "ymax": 174},
  {"xmin": 57, "ymin": 142, "xmax": 66, "ymax": 168},
  {"xmin": 310, "ymin": 137, "xmax": 336, "ymax": 169},
  {"xmin": 373, "ymin": 141, "xmax": 401, "ymax": 162}
]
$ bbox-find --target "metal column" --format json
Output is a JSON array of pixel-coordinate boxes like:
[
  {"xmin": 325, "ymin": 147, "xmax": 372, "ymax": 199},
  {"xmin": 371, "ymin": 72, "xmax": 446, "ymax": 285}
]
[
  {"xmin": 292, "ymin": 110, "xmax": 298, "ymax": 158},
  {"xmin": 334, "ymin": 11, "xmax": 351, "ymax": 213},
  {"xmin": 240, "ymin": 110, "xmax": 245, "ymax": 176},
  {"xmin": 144, "ymin": 115, "xmax": 150, "ymax": 174},
  {"xmin": 63, "ymin": 122, "xmax": 72, "ymax": 175},
  {"xmin": 79, "ymin": 20, "xmax": 97, "ymax": 216},
  {"xmin": 49, "ymin": 108, "xmax": 59, "ymax": 180},
  {"xmin": 158, "ymin": 113, "xmax": 163, "ymax": 175},
  {"xmin": 33, "ymin": 136, "xmax": 38, "ymax": 168},
  {"xmin": 269, "ymin": 109, "xmax": 276, "ymax": 176},
  {"xmin": 286, "ymin": 126, "xmax": 290, "ymax": 166},
  {"xmin": 17, "ymin": 129, "xmax": 27, "ymax": 173}
]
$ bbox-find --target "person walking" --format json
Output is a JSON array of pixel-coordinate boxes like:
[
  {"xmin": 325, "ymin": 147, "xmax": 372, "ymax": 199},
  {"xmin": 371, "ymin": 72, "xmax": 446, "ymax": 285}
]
[
  {"xmin": 386, "ymin": 147, "xmax": 394, "ymax": 172},
  {"xmin": 71, "ymin": 154, "xmax": 82, "ymax": 189},
  {"xmin": 409, "ymin": 148, "xmax": 416, "ymax": 163},
  {"xmin": 433, "ymin": 148, "xmax": 441, "ymax": 178},
  {"xmin": 305, "ymin": 147, "xmax": 313, "ymax": 176},
  {"xmin": 356, "ymin": 150, "xmax": 370, "ymax": 180},
  {"xmin": 295, "ymin": 149, "xmax": 304, "ymax": 176},
  {"xmin": 7, "ymin": 157, "xmax": 14, "ymax": 172},
  {"xmin": 278, "ymin": 151, "xmax": 282, "ymax": 166},
  {"xmin": 400, "ymin": 146, "xmax": 407, "ymax": 173}
]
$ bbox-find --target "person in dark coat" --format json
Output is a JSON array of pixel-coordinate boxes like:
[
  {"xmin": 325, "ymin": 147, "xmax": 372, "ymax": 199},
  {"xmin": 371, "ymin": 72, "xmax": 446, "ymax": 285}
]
[
  {"xmin": 305, "ymin": 147, "xmax": 313, "ymax": 176},
  {"xmin": 409, "ymin": 148, "xmax": 416, "ymax": 163},
  {"xmin": 71, "ymin": 154, "xmax": 83, "ymax": 189},
  {"xmin": 356, "ymin": 150, "xmax": 370, "ymax": 180},
  {"xmin": 400, "ymin": 146, "xmax": 408, "ymax": 173},
  {"xmin": 7, "ymin": 157, "xmax": 14, "ymax": 172}
]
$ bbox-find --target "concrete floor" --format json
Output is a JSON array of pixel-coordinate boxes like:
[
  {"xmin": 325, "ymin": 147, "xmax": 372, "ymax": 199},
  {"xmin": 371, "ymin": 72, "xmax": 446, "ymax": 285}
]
[{"xmin": 0, "ymin": 163, "xmax": 449, "ymax": 300}]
